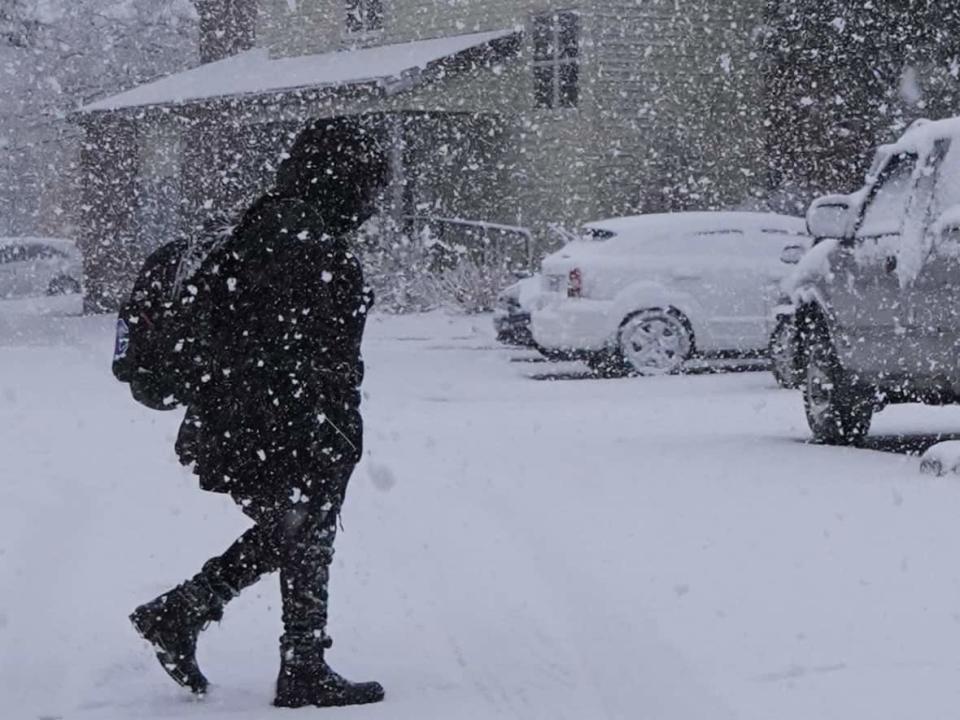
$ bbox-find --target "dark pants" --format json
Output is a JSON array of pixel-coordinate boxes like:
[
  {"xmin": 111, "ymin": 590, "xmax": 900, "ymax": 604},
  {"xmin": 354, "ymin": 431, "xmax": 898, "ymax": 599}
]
[{"xmin": 199, "ymin": 465, "xmax": 353, "ymax": 657}]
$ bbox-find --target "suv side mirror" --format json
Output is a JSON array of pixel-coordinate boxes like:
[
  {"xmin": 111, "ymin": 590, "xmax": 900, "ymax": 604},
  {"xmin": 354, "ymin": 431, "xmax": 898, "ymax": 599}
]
[
  {"xmin": 779, "ymin": 244, "xmax": 806, "ymax": 265},
  {"xmin": 806, "ymin": 194, "xmax": 855, "ymax": 239}
]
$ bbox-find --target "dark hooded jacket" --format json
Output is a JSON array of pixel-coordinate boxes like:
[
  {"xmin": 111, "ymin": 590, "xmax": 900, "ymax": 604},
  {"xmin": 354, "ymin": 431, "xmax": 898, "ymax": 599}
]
[{"xmin": 177, "ymin": 117, "xmax": 387, "ymax": 503}]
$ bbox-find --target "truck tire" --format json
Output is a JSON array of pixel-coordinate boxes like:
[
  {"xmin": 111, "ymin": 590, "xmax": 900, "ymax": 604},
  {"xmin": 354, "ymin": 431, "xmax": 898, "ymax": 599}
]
[{"xmin": 803, "ymin": 330, "xmax": 873, "ymax": 444}]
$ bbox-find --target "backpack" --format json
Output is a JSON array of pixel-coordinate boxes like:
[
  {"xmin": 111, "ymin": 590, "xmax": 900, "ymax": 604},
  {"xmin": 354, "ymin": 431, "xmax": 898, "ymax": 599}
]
[
  {"xmin": 113, "ymin": 210, "xmax": 234, "ymax": 410},
  {"xmin": 112, "ymin": 238, "xmax": 210, "ymax": 411}
]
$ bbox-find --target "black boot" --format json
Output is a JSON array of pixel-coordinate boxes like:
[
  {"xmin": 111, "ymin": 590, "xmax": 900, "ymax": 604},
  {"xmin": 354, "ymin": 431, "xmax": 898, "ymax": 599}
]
[
  {"xmin": 129, "ymin": 569, "xmax": 234, "ymax": 695},
  {"xmin": 272, "ymin": 506, "xmax": 382, "ymax": 708},
  {"xmin": 274, "ymin": 638, "xmax": 385, "ymax": 708}
]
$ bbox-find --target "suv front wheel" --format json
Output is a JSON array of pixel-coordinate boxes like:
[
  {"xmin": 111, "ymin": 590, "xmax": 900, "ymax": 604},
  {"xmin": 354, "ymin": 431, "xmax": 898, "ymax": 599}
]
[
  {"xmin": 769, "ymin": 318, "xmax": 801, "ymax": 389},
  {"xmin": 803, "ymin": 333, "xmax": 874, "ymax": 445}
]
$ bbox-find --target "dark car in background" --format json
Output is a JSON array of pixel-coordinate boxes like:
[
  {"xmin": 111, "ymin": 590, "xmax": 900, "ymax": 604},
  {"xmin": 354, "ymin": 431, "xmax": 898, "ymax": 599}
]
[
  {"xmin": 767, "ymin": 242, "xmax": 810, "ymax": 389},
  {"xmin": 0, "ymin": 237, "xmax": 82, "ymax": 300},
  {"xmin": 493, "ymin": 274, "xmax": 541, "ymax": 347}
]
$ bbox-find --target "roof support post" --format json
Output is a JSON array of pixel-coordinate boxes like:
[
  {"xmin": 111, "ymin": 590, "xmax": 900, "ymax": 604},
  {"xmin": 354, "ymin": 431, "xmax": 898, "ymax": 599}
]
[{"xmin": 387, "ymin": 113, "xmax": 406, "ymax": 232}]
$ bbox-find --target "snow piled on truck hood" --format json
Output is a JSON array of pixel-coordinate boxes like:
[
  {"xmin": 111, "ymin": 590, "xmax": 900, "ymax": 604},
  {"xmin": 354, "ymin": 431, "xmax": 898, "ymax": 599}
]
[
  {"xmin": 877, "ymin": 116, "xmax": 960, "ymax": 158},
  {"xmin": 784, "ymin": 238, "xmax": 838, "ymax": 302}
]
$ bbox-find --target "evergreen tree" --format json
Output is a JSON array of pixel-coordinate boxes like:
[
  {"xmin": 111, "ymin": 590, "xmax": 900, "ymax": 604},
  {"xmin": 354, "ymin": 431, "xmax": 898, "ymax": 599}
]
[{"xmin": 763, "ymin": 0, "xmax": 960, "ymax": 206}]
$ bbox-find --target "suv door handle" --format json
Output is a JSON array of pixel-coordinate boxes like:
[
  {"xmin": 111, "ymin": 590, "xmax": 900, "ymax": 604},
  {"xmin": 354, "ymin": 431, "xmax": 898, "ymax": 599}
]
[{"xmin": 885, "ymin": 255, "xmax": 898, "ymax": 273}]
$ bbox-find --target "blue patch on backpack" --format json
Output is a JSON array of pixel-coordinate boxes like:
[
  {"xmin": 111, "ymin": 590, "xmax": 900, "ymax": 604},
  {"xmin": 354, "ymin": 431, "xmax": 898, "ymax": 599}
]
[{"xmin": 114, "ymin": 318, "xmax": 129, "ymax": 360}]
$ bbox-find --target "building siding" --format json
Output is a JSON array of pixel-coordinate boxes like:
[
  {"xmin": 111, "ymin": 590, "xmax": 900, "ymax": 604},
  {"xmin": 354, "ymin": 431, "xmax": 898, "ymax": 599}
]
[
  {"xmin": 259, "ymin": 0, "xmax": 770, "ymax": 234},
  {"xmin": 259, "ymin": 0, "xmax": 342, "ymax": 57},
  {"xmin": 261, "ymin": 0, "xmax": 523, "ymax": 57},
  {"xmin": 77, "ymin": 0, "xmax": 780, "ymax": 308},
  {"xmin": 380, "ymin": 37, "xmax": 599, "ymax": 238},
  {"xmin": 263, "ymin": 1, "xmax": 598, "ymax": 63},
  {"xmin": 382, "ymin": 0, "xmax": 521, "ymax": 47},
  {"xmin": 592, "ymin": 0, "xmax": 768, "ymax": 213},
  {"xmin": 260, "ymin": 6, "xmax": 606, "ymax": 249}
]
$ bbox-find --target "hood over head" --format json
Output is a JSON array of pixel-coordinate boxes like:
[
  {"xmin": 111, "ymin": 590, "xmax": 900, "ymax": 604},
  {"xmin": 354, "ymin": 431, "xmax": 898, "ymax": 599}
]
[{"xmin": 273, "ymin": 114, "xmax": 390, "ymax": 236}]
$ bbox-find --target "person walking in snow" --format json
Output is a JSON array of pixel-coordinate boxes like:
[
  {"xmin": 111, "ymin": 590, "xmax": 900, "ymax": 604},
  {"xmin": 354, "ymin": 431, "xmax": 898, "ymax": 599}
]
[{"xmin": 129, "ymin": 115, "xmax": 388, "ymax": 709}]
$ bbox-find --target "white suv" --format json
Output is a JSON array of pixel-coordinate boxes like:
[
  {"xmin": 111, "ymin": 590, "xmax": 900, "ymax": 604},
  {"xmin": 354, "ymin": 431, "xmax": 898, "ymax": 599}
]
[{"xmin": 530, "ymin": 212, "xmax": 809, "ymax": 375}]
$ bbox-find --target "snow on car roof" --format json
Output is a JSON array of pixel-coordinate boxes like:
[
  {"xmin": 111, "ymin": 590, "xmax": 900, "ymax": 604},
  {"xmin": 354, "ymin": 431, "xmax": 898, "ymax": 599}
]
[
  {"xmin": 80, "ymin": 29, "xmax": 518, "ymax": 112},
  {"xmin": 583, "ymin": 211, "xmax": 807, "ymax": 238}
]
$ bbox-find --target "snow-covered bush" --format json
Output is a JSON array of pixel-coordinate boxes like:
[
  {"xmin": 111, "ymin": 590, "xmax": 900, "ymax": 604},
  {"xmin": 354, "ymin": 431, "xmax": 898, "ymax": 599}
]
[
  {"xmin": 426, "ymin": 258, "xmax": 516, "ymax": 314},
  {"xmin": 356, "ymin": 217, "xmax": 521, "ymax": 314},
  {"xmin": 355, "ymin": 218, "xmax": 437, "ymax": 313}
]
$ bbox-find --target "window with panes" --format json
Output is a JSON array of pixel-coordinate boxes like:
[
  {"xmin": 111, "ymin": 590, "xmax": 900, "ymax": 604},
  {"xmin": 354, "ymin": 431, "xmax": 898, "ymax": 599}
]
[
  {"xmin": 345, "ymin": 0, "xmax": 383, "ymax": 35},
  {"xmin": 532, "ymin": 11, "xmax": 580, "ymax": 109}
]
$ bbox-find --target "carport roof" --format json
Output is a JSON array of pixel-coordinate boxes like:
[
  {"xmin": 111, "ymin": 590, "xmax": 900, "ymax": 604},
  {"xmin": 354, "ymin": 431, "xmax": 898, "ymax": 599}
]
[{"xmin": 80, "ymin": 28, "xmax": 519, "ymax": 113}]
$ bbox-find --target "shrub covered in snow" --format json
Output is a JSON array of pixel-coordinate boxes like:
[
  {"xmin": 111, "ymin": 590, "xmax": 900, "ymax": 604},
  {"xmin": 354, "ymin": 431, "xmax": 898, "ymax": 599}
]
[{"xmin": 357, "ymin": 217, "xmax": 524, "ymax": 314}]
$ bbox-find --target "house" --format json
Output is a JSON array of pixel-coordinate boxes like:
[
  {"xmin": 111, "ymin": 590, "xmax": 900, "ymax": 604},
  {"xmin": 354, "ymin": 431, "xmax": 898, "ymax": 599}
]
[{"xmin": 74, "ymin": 0, "xmax": 770, "ymax": 312}]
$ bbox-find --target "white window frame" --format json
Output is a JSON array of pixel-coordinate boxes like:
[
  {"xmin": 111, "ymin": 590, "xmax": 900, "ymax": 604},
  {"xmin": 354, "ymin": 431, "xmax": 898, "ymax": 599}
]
[{"xmin": 532, "ymin": 10, "xmax": 580, "ymax": 109}]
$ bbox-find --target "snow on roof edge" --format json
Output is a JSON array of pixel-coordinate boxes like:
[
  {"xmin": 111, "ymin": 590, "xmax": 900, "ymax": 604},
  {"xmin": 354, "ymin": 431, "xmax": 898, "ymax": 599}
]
[
  {"xmin": 80, "ymin": 28, "xmax": 520, "ymax": 113},
  {"xmin": 584, "ymin": 211, "xmax": 807, "ymax": 235}
]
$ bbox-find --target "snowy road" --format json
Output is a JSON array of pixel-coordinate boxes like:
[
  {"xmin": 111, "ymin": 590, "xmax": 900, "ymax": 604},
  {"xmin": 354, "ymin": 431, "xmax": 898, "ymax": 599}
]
[{"xmin": 5, "ymin": 310, "xmax": 960, "ymax": 719}]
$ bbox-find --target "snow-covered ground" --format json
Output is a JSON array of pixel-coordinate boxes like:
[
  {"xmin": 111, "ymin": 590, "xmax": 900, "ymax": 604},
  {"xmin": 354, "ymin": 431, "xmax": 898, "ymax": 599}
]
[{"xmin": 5, "ymin": 308, "xmax": 960, "ymax": 719}]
